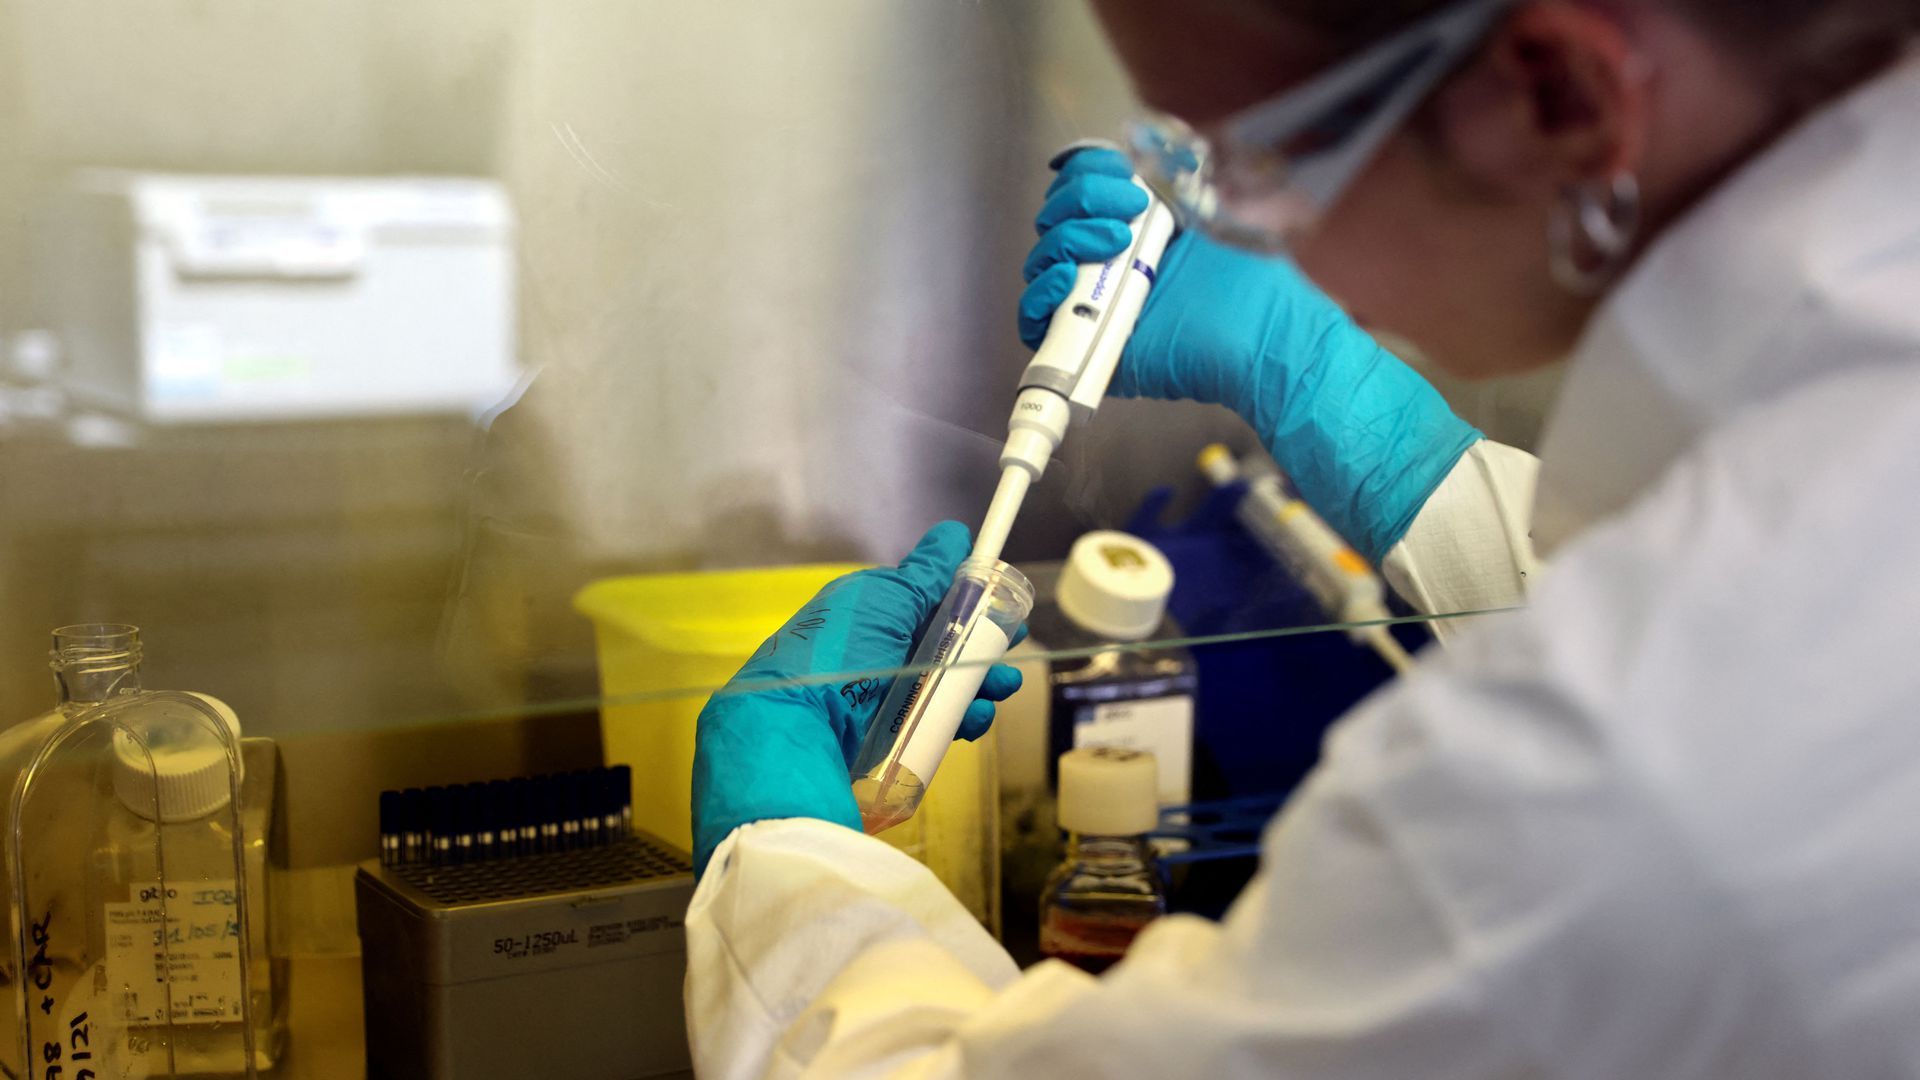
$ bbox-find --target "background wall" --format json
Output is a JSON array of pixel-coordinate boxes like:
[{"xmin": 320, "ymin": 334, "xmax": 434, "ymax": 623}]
[{"xmin": 1, "ymin": 0, "xmax": 518, "ymax": 734}]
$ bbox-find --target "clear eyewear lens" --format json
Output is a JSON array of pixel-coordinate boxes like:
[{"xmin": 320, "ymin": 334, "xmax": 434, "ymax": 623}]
[
  {"xmin": 1126, "ymin": 0, "xmax": 1516, "ymax": 255},
  {"xmin": 1125, "ymin": 116, "xmax": 1210, "ymax": 222},
  {"xmin": 1126, "ymin": 113, "xmax": 1312, "ymax": 256}
]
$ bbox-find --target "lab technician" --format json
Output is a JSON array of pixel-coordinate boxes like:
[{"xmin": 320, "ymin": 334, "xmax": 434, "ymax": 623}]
[{"xmin": 687, "ymin": 0, "xmax": 1920, "ymax": 1075}]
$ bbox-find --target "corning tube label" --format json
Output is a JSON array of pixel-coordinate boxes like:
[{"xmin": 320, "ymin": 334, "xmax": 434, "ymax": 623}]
[
  {"xmin": 886, "ymin": 617, "xmax": 967, "ymax": 737},
  {"xmin": 894, "ymin": 621, "xmax": 1012, "ymax": 783}
]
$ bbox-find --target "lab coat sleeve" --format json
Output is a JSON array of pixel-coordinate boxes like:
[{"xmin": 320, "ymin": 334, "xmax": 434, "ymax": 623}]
[
  {"xmin": 684, "ymin": 821, "xmax": 1023, "ymax": 1080},
  {"xmin": 684, "ymin": 664, "xmax": 1553, "ymax": 1080},
  {"xmin": 683, "ymin": 552, "xmax": 1749, "ymax": 1080},
  {"xmin": 1381, "ymin": 439, "xmax": 1539, "ymax": 634},
  {"xmin": 686, "ymin": 802, "xmax": 1516, "ymax": 1080}
]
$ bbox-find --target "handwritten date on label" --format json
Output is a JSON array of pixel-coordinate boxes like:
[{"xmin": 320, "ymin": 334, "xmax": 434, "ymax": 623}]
[{"xmin": 43, "ymin": 1011, "xmax": 95, "ymax": 1080}]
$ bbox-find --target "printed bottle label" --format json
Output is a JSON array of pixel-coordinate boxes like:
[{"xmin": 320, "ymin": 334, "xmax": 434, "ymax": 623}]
[
  {"xmin": 103, "ymin": 881, "xmax": 244, "ymax": 1026},
  {"xmin": 1074, "ymin": 696, "xmax": 1193, "ymax": 805}
]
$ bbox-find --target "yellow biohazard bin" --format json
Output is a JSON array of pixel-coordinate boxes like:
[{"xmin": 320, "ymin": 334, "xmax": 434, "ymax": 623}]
[{"xmin": 573, "ymin": 564, "xmax": 862, "ymax": 853}]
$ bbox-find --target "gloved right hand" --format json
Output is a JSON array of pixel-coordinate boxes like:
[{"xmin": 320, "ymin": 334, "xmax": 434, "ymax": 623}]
[{"xmin": 1019, "ymin": 146, "xmax": 1483, "ymax": 565}]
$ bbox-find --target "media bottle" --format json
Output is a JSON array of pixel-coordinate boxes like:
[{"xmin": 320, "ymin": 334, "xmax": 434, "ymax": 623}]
[
  {"xmin": 1038, "ymin": 747, "xmax": 1167, "ymax": 973},
  {"xmin": 6, "ymin": 624, "xmax": 287, "ymax": 1077},
  {"xmin": 1000, "ymin": 533, "xmax": 1197, "ymax": 921}
]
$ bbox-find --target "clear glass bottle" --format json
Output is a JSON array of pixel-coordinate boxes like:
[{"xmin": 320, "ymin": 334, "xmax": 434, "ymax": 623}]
[
  {"xmin": 27, "ymin": 624, "xmax": 286, "ymax": 1077},
  {"xmin": 52, "ymin": 623, "xmax": 148, "ymax": 715},
  {"xmin": 1038, "ymin": 533, "xmax": 1198, "ymax": 806},
  {"xmin": 94, "ymin": 716, "xmax": 288, "ymax": 1075},
  {"xmin": 1038, "ymin": 747, "xmax": 1167, "ymax": 974}
]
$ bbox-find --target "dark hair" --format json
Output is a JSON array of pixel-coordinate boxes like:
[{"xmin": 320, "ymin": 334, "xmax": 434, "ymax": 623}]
[
  {"xmin": 1685, "ymin": 0, "xmax": 1920, "ymax": 111},
  {"xmin": 1275, "ymin": 0, "xmax": 1918, "ymax": 113}
]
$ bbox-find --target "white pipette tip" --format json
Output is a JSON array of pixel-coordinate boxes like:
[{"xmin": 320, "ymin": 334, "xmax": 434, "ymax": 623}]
[
  {"xmin": 1363, "ymin": 626, "xmax": 1416, "ymax": 674},
  {"xmin": 972, "ymin": 466, "xmax": 1032, "ymax": 565}
]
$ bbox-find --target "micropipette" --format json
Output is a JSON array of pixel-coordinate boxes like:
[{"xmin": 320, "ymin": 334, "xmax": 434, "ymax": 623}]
[
  {"xmin": 850, "ymin": 144, "xmax": 1177, "ymax": 830},
  {"xmin": 1198, "ymin": 444, "xmax": 1416, "ymax": 674},
  {"xmin": 973, "ymin": 141, "xmax": 1181, "ymax": 564}
]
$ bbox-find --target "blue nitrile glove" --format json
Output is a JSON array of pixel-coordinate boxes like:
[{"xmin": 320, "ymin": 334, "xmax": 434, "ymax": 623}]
[
  {"xmin": 1020, "ymin": 146, "xmax": 1482, "ymax": 564},
  {"xmin": 690, "ymin": 521, "xmax": 1024, "ymax": 878}
]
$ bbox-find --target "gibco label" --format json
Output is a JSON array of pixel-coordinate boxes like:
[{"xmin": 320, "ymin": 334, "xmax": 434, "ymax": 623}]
[{"xmin": 104, "ymin": 881, "xmax": 244, "ymax": 1025}]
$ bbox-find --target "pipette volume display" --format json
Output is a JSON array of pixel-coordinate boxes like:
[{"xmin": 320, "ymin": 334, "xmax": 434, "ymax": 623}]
[{"xmin": 850, "ymin": 559, "xmax": 1033, "ymax": 833}]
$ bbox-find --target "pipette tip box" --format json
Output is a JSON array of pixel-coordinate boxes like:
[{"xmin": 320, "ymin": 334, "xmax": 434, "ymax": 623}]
[{"xmin": 354, "ymin": 831, "xmax": 695, "ymax": 1079}]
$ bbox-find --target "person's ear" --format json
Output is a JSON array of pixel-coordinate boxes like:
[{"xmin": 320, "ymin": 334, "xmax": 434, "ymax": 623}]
[{"xmin": 1428, "ymin": 0, "xmax": 1649, "ymax": 198}]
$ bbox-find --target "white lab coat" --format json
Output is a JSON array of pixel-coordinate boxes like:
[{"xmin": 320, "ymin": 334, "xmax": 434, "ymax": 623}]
[{"xmin": 686, "ymin": 57, "xmax": 1920, "ymax": 1079}]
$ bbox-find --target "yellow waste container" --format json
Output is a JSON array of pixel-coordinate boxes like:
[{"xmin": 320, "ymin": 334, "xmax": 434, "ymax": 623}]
[
  {"xmin": 573, "ymin": 564, "xmax": 861, "ymax": 854},
  {"xmin": 574, "ymin": 565, "xmax": 1000, "ymax": 932}
]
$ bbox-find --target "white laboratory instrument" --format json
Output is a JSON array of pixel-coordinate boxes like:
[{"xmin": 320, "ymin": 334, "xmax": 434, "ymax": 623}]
[
  {"xmin": 973, "ymin": 143, "xmax": 1181, "ymax": 564},
  {"xmin": 1198, "ymin": 444, "xmax": 1415, "ymax": 673},
  {"xmin": 36, "ymin": 173, "xmax": 518, "ymax": 424}
]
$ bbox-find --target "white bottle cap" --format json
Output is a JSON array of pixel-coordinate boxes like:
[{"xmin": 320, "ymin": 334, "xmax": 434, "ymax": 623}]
[
  {"xmin": 1056, "ymin": 531, "xmax": 1175, "ymax": 642},
  {"xmin": 112, "ymin": 693, "xmax": 244, "ymax": 823},
  {"xmin": 1057, "ymin": 746, "xmax": 1159, "ymax": 836}
]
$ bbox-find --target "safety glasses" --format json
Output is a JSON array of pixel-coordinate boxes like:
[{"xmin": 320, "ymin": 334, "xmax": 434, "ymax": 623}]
[{"xmin": 1126, "ymin": 0, "xmax": 1518, "ymax": 253}]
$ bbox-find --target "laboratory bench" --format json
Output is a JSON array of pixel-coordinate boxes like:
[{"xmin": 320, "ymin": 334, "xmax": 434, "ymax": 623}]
[{"xmin": 279, "ymin": 957, "xmax": 366, "ymax": 1080}]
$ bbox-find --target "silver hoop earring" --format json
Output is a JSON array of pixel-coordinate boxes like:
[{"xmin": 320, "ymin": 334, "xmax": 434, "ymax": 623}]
[{"xmin": 1548, "ymin": 172, "xmax": 1642, "ymax": 296}]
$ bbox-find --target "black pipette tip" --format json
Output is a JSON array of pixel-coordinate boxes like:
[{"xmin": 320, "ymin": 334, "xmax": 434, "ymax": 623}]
[{"xmin": 379, "ymin": 790, "xmax": 400, "ymax": 865}]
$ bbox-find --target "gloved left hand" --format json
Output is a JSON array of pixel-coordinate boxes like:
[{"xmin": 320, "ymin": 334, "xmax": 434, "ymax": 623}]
[{"xmin": 690, "ymin": 521, "xmax": 1024, "ymax": 878}]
